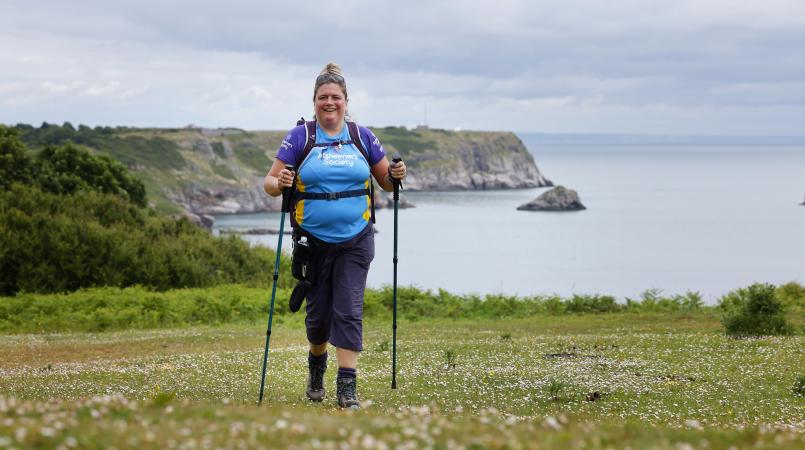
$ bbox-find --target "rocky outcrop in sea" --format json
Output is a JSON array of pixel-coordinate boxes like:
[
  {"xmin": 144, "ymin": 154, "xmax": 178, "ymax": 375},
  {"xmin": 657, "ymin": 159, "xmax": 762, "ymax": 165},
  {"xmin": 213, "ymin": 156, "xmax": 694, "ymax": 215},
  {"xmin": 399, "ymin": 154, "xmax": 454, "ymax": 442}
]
[
  {"xmin": 517, "ymin": 186, "xmax": 586, "ymax": 211},
  {"xmin": 373, "ymin": 190, "xmax": 415, "ymax": 209}
]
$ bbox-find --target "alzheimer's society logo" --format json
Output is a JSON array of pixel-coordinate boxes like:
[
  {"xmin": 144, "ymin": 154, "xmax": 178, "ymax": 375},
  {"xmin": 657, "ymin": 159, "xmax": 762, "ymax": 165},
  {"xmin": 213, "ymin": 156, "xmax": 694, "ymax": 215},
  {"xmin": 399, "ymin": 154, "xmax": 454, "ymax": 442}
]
[{"xmin": 322, "ymin": 152, "xmax": 356, "ymax": 167}]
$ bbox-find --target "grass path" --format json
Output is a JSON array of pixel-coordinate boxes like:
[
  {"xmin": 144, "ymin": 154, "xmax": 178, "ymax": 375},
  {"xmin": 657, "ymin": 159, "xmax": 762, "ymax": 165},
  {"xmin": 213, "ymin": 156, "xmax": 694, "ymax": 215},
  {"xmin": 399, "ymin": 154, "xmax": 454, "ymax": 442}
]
[{"xmin": 1, "ymin": 314, "xmax": 803, "ymax": 449}]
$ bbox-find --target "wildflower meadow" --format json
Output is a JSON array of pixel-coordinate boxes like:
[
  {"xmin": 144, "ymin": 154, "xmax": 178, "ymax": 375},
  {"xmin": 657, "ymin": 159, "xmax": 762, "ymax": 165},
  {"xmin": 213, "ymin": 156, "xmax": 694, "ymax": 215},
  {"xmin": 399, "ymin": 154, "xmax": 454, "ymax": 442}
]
[{"xmin": 1, "ymin": 301, "xmax": 803, "ymax": 449}]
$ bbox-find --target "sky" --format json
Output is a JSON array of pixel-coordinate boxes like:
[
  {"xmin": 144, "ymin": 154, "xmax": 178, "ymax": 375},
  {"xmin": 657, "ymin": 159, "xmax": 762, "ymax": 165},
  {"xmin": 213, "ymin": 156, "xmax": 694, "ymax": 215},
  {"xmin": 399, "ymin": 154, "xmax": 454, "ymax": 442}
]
[{"xmin": 1, "ymin": 0, "xmax": 804, "ymax": 134}]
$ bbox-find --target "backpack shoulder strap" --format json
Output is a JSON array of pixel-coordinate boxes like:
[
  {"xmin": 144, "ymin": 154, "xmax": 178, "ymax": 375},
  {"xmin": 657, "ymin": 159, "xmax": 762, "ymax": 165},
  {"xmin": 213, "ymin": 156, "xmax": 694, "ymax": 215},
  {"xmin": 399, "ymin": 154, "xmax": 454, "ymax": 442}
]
[
  {"xmin": 346, "ymin": 121, "xmax": 370, "ymax": 163},
  {"xmin": 288, "ymin": 118, "xmax": 317, "ymax": 230},
  {"xmin": 299, "ymin": 118, "xmax": 317, "ymax": 164},
  {"xmin": 346, "ymin": 120, "xmax": 376, "ymax": 224}
]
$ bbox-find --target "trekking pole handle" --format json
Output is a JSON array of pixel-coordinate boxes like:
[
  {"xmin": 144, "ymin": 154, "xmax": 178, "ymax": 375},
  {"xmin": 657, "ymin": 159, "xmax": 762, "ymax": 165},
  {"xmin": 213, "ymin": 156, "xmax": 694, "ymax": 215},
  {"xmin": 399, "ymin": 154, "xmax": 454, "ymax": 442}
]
[
  {"xmin": 281, "ymin": 164, "xmax": 295, "ymax": 213},
  {"xmin": 390, "ymin": 157, "xmax": 403, "ymax": 201}
]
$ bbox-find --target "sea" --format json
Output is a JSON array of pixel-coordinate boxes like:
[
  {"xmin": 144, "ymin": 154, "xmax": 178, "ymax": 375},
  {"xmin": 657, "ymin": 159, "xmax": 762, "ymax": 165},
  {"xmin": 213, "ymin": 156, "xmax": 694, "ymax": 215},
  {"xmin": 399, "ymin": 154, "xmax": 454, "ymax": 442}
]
[{"xmin": 212, "ymin": 141, "xmax": 805, "ymax": 304}]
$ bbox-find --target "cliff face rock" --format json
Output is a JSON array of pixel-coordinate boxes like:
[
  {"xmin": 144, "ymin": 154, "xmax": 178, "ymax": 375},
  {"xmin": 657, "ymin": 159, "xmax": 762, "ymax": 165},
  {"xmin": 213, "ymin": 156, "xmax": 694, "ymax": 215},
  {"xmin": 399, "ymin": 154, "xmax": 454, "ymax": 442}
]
[
  {"xmin": 172, "ymin": 178, "xmax": 282, "ymax": 215},
  {"xmin": 375, "ymin": 128, "xmax": 552, "ymax": 191},
  {"xmin": 161, "ymin": 128, "xmax": 550, "ymax": 218},
  {"xmin": 49, "ymin": 126, "xmax": 550, "ymax": 218},
  {"xmin": 517, "ymin": 186, "xmax": 586, "ymax": 211}
]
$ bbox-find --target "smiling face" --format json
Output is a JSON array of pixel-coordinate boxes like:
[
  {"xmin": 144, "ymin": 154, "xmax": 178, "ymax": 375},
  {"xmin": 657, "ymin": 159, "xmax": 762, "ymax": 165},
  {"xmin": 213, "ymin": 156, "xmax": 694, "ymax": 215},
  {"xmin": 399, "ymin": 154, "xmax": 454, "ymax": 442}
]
[{"xmin": 314, "ymin": 83, "xmax": 347, "ymax": 133}]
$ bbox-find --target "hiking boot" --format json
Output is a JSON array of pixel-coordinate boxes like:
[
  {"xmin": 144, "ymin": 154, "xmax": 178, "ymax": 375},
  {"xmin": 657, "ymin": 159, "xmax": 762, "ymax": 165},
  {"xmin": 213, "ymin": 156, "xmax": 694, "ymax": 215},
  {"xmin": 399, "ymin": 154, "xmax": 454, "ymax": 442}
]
[
  {"xmin": 306, "ymin": 359, "xmax": 326, "ymax": 402},
  {"xmin": 336, "ymin": 377, "xmax": 360, "ymax": 410}
]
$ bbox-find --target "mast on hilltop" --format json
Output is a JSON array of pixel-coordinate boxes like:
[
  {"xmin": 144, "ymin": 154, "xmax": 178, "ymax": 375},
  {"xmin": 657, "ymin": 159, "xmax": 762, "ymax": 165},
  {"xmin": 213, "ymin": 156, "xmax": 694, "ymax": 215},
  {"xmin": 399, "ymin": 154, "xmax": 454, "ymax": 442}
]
[{"xmin": 416, "ymin": 104, "xmax": 429, "ymax": 130}]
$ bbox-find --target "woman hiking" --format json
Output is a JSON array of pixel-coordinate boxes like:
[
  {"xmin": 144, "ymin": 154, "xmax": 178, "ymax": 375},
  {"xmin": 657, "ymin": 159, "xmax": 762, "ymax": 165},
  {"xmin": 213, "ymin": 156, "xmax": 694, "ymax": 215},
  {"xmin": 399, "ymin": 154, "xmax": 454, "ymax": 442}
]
[{"xmin": 263, "ymin": 62, "xmax": 407, "ymax": 409}]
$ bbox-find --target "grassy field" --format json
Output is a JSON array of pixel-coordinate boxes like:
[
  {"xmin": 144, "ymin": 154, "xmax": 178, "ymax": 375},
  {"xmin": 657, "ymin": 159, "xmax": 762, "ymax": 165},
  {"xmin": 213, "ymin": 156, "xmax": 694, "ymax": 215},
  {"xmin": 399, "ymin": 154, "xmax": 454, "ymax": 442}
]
[{"xmin": 1, "ymin": 314, "xmax": 803, "ymax": 449}]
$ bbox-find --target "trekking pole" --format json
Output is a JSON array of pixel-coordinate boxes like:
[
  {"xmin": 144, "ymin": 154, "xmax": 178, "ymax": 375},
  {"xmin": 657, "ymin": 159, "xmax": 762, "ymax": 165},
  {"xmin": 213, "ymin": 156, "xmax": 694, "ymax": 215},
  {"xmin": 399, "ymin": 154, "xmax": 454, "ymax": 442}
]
[
  {"xmin": 258, "ymin": 164, "xmax": 295, "ymax": 405},
  {"xmin": 390, "ymin": 157, "xmax": 402, "ymax": 389}
]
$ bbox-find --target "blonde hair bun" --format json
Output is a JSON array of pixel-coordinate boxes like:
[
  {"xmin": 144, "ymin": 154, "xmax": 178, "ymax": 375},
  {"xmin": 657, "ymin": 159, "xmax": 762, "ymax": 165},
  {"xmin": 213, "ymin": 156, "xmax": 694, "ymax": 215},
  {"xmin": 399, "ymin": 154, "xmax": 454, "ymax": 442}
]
[{"xmin": 320, "ymin": 62, "xmax": 343, "ymax": 78}]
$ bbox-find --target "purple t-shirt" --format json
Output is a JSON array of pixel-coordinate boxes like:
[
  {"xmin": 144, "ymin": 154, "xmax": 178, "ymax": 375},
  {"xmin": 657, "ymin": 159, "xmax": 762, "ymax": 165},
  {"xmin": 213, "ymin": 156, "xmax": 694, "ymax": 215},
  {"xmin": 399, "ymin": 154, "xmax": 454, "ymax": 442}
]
[
  {"xmin": 276, "ymin": 121, "xmax": 386, "ymax": 242},
  {"xmin": 276, "ymin": 122, "xmax": 385, "ymax": 168}
]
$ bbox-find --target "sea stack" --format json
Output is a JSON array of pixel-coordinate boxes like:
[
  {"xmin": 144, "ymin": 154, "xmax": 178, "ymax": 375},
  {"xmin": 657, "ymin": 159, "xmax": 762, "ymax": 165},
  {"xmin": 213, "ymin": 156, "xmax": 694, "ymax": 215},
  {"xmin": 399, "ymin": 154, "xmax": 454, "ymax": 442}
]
[
  {"xmin": 517, "ymin": 185, "xmax": 586, "ymax": 211},
  {"xmin": 373, "ymin": 190, "xmax": 415, "ymax": 209}
]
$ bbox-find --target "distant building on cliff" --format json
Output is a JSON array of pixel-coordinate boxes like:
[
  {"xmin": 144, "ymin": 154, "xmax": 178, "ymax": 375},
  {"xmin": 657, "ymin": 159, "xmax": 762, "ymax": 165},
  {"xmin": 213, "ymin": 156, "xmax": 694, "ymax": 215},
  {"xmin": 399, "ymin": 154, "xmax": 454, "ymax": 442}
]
[{"xmin": 416, "ymin": 105, "xmax": 429, "ymax": 130}]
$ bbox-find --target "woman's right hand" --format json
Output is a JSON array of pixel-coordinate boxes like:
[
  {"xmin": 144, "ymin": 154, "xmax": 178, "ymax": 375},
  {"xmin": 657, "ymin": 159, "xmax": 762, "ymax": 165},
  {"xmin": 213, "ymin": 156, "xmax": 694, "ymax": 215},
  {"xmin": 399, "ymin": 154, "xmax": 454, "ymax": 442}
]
[{"xmin": 277, "ymin": 168, "xmax": 296, "ymax": 189}]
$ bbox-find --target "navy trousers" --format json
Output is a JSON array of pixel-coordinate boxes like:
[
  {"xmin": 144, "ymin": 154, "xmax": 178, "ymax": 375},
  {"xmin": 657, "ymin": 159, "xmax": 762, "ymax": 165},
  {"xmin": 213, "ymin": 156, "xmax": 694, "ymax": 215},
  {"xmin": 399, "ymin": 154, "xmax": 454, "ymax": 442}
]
[{"xmin": 305, "ymin": 224, "xmax": 374, "ymax": 351}]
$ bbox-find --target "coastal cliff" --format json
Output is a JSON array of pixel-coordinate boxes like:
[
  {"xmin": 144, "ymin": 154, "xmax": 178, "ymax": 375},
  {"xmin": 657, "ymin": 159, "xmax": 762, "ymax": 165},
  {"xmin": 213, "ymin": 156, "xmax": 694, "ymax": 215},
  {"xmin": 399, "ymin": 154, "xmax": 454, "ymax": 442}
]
[
  {"xmin": 14, "ymin": 124, "xmax": 551, "ymax": 219},
  {"xmin": 371, "ymin": 127, "xmax": 551, "ymax": 190}
]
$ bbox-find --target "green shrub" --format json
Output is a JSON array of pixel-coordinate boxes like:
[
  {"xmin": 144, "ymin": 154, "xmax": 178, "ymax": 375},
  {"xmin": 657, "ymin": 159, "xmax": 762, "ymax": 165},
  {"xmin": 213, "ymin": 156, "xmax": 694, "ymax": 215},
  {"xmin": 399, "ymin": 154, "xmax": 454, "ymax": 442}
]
[
  {"xmin": 0, "ymin": 285, "xmax": 290, "ymax": 333},
  {"xmin": 0, "ymin": 281, "xmax": 723, "ymax": 334},
  {"xmin": 625, "ymin": 289, "xmax": 703, "ymax": 312},
  {"xmin": 719, "ymin": 283, "xmax": 794, "ymax": 337},
  {"xmin": 1, "ymin": 126, "xmax": 146, "ymax": 206},
  {"xmin": 676, "ymin": 291, "xmax": 705, "ymax": 310},
  {"xmin": 36, "ymin": 143, "xmax": 147, "ymax": 207},
  {"xmin": 542, "ymin": 296, "xmax": 567, "ymax": 315},
  {"xmin": 565, "ymin": 294, "xmax": 621, "ymax": 313},
  {"xmin": 1, "ymin": 125, "xmax": 296, "ymax": 297},
  {"xmin": 369, "ymin": 286, "xmax": 627, "ymax": 320},
  {"xmin": 0, "ymin": 185, "xmax": 293, "ymax": 296},
  {"xmin": 776, "ymin": 281, "xmax": 805, "ymax": 309},
  {"xmin": 0, "ymin": 126, "xmax": 36, "ymax": 189}
]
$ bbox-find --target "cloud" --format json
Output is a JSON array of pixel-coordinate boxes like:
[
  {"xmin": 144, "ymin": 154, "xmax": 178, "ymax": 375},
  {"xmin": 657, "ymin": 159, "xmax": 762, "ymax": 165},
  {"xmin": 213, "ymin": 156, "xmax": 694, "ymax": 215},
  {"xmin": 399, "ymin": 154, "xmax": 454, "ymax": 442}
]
[{"xmin": 1, "ymin": 0, "xmax": 804, "ymax": 133}]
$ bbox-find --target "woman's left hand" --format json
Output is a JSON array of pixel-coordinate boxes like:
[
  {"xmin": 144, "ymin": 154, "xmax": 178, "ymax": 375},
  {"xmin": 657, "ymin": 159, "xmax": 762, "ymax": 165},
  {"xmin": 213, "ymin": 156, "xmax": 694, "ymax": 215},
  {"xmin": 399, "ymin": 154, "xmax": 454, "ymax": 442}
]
[{"xmin": 389, "ymin": 159, "xmax": 407, "ymax": 180}]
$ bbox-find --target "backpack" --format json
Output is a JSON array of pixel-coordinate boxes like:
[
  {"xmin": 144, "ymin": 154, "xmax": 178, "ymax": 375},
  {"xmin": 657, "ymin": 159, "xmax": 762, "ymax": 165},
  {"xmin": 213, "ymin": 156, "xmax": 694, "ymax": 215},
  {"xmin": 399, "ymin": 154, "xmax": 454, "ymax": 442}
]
[{"xmin": 291, "ymin": 118, "xmax": 376, "ymax": 226}]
